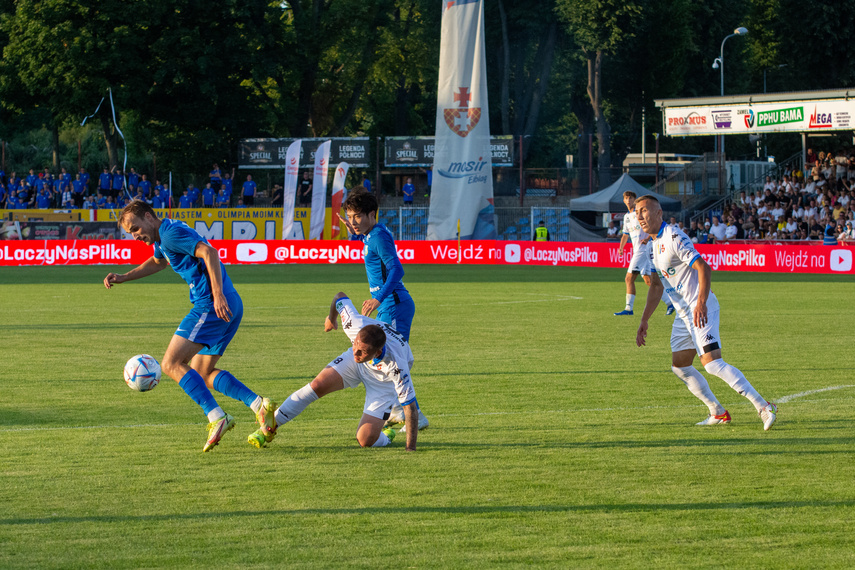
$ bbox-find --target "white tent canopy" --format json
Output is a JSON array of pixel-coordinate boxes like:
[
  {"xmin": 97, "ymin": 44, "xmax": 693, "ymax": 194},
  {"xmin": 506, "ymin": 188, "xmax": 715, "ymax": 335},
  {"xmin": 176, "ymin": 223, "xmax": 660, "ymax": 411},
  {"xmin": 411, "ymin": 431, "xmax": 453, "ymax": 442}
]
[{"xmin": 569, "ymin": 173, "xmax": 682, "ymax": 212}]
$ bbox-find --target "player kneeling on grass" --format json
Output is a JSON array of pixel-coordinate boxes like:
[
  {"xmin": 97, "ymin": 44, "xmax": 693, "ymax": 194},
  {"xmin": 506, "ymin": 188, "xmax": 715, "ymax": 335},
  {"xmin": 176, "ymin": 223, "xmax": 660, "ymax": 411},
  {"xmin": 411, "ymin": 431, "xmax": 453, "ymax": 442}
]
[
  {"xmin": 248, "ymin": 292, "xmax": 420, "ymax": 451},
  {"xmin": 104, "ymin": 201, "xmax": 278, "ymax": 451},
  {"xmin": 633, "ymin": 195, "xmax": 778, "ymax": 431}
]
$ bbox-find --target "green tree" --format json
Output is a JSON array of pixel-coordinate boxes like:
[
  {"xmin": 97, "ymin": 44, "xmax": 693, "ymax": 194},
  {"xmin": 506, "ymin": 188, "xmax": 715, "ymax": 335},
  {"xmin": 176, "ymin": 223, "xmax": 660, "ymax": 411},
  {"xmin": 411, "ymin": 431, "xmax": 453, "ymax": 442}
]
[{"xmin": 556, "ymin": 0, "xmax": 642, "ymax": 183}]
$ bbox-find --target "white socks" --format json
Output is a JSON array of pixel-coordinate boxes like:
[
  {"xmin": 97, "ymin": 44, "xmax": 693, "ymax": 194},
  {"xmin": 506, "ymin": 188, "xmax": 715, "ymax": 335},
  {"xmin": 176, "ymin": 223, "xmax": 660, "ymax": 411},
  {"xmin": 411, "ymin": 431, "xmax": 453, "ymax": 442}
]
[
  {"xmin": 626, "ymin": 294, "xmax": 635, "ymax": 310},
  {"xmin": 671, "ymin": 365, "xmax": 725, "ymax": 415},
  {"xmin": 703, "ymin": 359, "xmax": 766, "ymax": 412},
  {"xmin": 249, "ymin": 395, "xmax": 263, "ymax": 414},
  {"xmin": 274, "ymin": 384, "xmax": 319, "ymax": 425},
  {"xmin": 371, "ymin": 432, "xmax": 391, "ymax": 447}
]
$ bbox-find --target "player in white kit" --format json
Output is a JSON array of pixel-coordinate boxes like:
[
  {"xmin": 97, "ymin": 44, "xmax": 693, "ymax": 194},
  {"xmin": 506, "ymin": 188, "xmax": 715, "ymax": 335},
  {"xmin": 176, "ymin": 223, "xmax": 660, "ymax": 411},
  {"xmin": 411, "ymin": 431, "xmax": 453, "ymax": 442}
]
[
  {"xmin": 615, "ymin": 191, "xmax": 674, "ymax": 316},
  {"xmin": 633, "ymin": 195, "xmax": 778, "ymax": 430},
  {"xmin": 247, "ymin": 292, "xmax": 419, "ymax": 450}
]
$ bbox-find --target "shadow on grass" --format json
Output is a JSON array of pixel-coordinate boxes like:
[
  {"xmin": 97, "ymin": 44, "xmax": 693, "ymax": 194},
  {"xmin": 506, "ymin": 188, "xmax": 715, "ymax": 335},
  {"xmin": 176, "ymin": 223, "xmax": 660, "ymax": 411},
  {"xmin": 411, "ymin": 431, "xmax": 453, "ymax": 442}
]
[{"xmin": 4, "ymin": 499, "xmax": 854, "ymax": 526}]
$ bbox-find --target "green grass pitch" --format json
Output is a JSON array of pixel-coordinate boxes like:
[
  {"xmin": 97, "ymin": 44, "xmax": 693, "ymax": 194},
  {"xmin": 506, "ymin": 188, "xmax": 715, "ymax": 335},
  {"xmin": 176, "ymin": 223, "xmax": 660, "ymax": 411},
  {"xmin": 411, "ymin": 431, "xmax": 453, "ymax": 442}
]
[{"xmin": 1, "ymin": 264, "xmax": 853, "ymax": 568}]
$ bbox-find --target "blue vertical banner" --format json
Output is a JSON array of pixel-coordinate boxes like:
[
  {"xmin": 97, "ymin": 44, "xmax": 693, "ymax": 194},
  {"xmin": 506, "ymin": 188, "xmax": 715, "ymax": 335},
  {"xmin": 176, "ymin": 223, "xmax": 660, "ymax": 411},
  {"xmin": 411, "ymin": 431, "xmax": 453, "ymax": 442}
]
[{"xmin": 427, "ymin": 0, "xmax": 496, "ymax": 240}]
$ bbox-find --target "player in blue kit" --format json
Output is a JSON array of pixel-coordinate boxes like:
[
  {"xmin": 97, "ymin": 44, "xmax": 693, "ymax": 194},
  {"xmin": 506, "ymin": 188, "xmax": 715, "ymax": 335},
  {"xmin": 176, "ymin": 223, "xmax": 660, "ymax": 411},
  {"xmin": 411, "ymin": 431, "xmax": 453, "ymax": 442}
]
[
  {"xmin": 339, "ymin": 187, "xmax": 428, "ymax": 431},
  {"xmin": 103, "ymin": 201, "xmax": 278, "ymax": 451}
]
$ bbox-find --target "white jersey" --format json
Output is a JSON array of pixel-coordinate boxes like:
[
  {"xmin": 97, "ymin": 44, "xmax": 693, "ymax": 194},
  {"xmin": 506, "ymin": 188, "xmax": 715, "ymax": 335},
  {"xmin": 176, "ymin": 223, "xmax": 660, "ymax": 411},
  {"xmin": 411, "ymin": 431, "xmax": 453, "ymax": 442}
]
[
  {"xmin": 648, "ymin": 222, "xmax": 719, "ymax": 318},
  {"xmin": 332, "ymin": 296, "xmax": 416, "ymax": 407},
  {"xmin": 622, "ymin": 211, "xmax": 649, "ymax": 249}
]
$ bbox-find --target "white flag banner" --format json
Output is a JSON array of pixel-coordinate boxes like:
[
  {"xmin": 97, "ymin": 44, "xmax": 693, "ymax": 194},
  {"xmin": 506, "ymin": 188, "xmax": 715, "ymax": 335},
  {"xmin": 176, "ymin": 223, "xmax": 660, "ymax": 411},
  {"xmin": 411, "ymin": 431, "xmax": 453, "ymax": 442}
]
[
  {"xmin": 330, "ymin": 162, "xmax": 350, "ymax": 239},
  {"xmin": 309, "ymin": 140, "xmax": 331, "ymax": 239},
  {"xmin": 428, "ymin": 0, "xmax": 496, "ymax": 240},
  {"xmin": 282, "ymin": 139, "xmax": 302, "ymax": 239}
]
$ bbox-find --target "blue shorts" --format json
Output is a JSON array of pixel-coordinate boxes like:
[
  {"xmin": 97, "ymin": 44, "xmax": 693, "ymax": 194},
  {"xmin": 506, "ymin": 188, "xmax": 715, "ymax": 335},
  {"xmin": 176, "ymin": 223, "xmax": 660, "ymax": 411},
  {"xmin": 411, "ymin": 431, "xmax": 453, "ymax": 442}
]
[
  {"xmin": 175, "ymin": 291, "xmax": 243, "ymax": 356},
  {"xmin": 377, "ymin": 293, "xmax": 415, "ymax": 342}
]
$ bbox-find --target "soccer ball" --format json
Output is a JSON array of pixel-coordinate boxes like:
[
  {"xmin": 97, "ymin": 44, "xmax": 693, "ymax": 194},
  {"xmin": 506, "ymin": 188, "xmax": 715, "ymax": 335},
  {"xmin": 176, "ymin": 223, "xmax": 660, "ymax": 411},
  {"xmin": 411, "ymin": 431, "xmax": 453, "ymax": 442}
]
[{"xmin": 123, "ymin": 354, "xmax": 162, "ymax": 392}]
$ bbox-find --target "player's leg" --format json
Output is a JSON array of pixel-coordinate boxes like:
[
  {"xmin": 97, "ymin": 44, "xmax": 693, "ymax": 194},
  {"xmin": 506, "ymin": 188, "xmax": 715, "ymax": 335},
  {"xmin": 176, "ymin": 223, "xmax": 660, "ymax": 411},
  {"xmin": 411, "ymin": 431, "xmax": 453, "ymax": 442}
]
[
  {"xmin": 358, "ymin": 380, "xmax": 398, "ymax": 447},
  {"xmin": 255, "ymin": 354, "xmax": 354, "ymax": 447},
  {"xmin": 670, "ymin": 317, "xmax": 727, "ymax": 423},
  {"xmin": 695, "ymin": 312, "xmax": 776, "ymax": 430},
  {"xmin": 615, "ymin": 270, "xmax": 639, "ymax": 315},
  {"xmin": 161, "ymin": 333, "xmax": 235, "ymax": 451}
]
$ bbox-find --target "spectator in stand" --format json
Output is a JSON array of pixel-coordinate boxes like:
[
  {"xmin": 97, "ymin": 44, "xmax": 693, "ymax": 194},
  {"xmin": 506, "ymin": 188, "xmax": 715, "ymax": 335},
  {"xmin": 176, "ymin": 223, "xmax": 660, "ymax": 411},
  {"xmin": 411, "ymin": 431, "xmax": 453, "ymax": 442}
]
[
  {"xmin": 58, "ymin": 167, "xmax": 71, "ymax": 195},
  {"xmin": 222, "ymin": 170, "xmax": 234, "ymax": 204},
  {"xmin": 752, "ymin": 190, "xmax": 763, "ymax": 207},
  {"xmin": 202, "ymin": 183, "xmax": 215, "ymax": 208},
  {"xmin": 97, "ymin": 193, "xmax": 108, "ymax": 209},
  {"xmin": 138, "ymin": 174, "xmax": 152, "ymax": 198},
  {"xmin": 763, "ymin": 176, "xmax": 775, "ymax": 192},
  {"xmin": 835, "ymin": 150, "xmax": 849, "ymax": 181},
  {"xmin": 99, "ymin": 167, "xmax": 112, "ymax": 196},
  {"xmin": 79, "ymin": 167, "xmax": 90, "ymax": 192},
  {"xmin": 362, "ymin": 173, "xmax": 371, "ymax": 193},
  {"xmin": 237, "ymin": 198, "xmax": 245, "ymax": 208},
  {"xmin": 686, "ymin": 220, "xmax": 699, "ymax": 242},
  {"xmin": 111, "ymin": 167, "xmax": 125, "ymax": 199},
  {"xmin": 217, "ymin": 188, "xmax": 230, "ymax": 208},
  {"xmin": 736, "ymin": 191, "xmax": 750, "ymax": 209},
  {"xmin": 0, "ymin": 183, "xmax": 6, "ymax": 209},
  {"xmin": 698, "ymin": 221, "xmax": 710, "ymax": 244},
  {"xmin": 833, "ymin": 200, "xmax": 846, "ymax": 221},
  {"xmin": 271, "ymin": 184, "xmax": 283, "ymax": 207},
  {"xmin": 770, "ymin": 201, "xmax": 785, "ymax": 221},
  {"xmin": 187, "ymin": 183, "xmax": 200, "ymax": 207},
  {"xmin": 742, "ymin": 215, "xmax": 757, "ymax": 239},
  {"xmin": 127, "ymin": 167, "xmax": 140, "ymax": 190},
  {"xmin": 209, "ymin": 163, "xmax": 222, "ymax": 191},
  {"xmin": 36, "ymin": 187, "xmax": 51, "ymax": 208},
  {"xmin": 154, "ymin": 179, "xmax": 165, "ymax": 200},
  {"xmin": 72, "ymin": 174, "xmax": 86, "ymax": 208},
  {"xmin": 785, "ymin": 217, "xmax": 798, "ymax": 238},
  {"xmin": 724, "ymin": 217, "xmax": 738, "ymax": 240},
  {"xmin": 823, "ymin": 218, "xmax": 838, "ymax": 245},
  {"xmin": 298, "ymin": 171, "xmax": 312, "ymax": 206},
  {"xmin": 61, "ymin": 187, "xmax": 74, "ymax": 208},
  {"xmin": 82, "ymin": 195, "xmax": 95, "ymax": 209},
  {"xmin": 835, "ymin": 222, "xmax": 851, "ymax": 243},
  {"xmin": 25, "ymin": 168, "xmax": 37, "ymax": 190},
  {"xmin": 607, "ymin": 221, "xmax": 619, "ymax": 238},
  {"xmin": 104, "ymin": 196, "xmax": 118, "ymax": 209},
  {"xmin": 709, "ymin": 216, "xmax": 727, "ymax": 243},
  {"xmin": 179, "ymin": 189, "xmax": 193, "ymax": 208},
  {"xmin": 808, "ymin": 218, "xmax": 823, "ymax": 239},
  {"xmin": 152, "ymin": 187, "xmax": 168, "ymax": 209},
  {"xmin": 805, "ymin": 148, "xmax": 818, "ymax": 170},
  {"xmin": 133, "ymin": 188, "xmax": 146, "ymax": 203},
  {"xmin": 242, "ymin": 175, "xmax": 257, "ymax": 206},
  {"xmin": 402, "ymin": 177, "xmax": 415, "ymax": 204}
]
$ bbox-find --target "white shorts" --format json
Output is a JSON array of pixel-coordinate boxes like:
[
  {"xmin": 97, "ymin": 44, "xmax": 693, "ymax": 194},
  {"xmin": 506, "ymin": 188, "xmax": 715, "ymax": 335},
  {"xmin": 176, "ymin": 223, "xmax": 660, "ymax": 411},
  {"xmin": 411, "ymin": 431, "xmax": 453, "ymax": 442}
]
[
  {"xmin": 627, "ymin": 244, "xmax": 653, "ymax": 275},
  {"xmin": 328, "ymin": 348, "xmax": 406, "ymax": 420},
  {"xmin": 670, "ymin": 309, "xmax": 722, "ymax": 356}
]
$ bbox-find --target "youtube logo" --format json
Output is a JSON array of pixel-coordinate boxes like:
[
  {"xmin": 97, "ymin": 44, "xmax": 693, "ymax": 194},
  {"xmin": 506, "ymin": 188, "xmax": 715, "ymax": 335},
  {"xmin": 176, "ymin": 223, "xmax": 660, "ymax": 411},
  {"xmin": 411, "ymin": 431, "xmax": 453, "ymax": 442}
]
[
  {"xmin": 236, "ymin": 243, "xmax": 268, "ymax": 263},
  {"xmin": 830, "ymin": 249, "xmax": 852, "ymax": 272}
]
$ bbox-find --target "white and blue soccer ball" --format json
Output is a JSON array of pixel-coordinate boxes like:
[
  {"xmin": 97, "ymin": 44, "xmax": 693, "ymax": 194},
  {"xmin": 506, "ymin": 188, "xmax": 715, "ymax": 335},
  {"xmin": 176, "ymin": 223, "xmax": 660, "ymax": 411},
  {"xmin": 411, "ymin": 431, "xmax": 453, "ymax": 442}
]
[{"xmin": 123, "ymin": 354, "xmax": 162, "ymax": 392}]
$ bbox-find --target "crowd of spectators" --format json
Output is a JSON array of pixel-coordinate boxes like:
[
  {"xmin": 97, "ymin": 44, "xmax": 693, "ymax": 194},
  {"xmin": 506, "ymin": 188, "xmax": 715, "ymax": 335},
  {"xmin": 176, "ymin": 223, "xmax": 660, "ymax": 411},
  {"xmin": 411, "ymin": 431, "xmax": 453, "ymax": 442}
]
[
  {"xmin": 0, "ymin": 163, "xmax": 263, "ymax": 210},
  {"xmin": 607, "ymin": 148, "xmax": 855, "ymax": 246}
]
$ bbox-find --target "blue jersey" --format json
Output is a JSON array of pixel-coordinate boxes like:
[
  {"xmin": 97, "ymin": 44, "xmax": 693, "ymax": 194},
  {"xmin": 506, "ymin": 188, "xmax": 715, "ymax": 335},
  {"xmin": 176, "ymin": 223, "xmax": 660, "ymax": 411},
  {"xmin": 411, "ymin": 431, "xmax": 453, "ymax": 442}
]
[
  {"xmin": 358, "ymin": 223, "xmax": 410, "ymax": 307},
  {"xmin": 154, "ymin": 218, "xmax": 237, "ymax": 307}
]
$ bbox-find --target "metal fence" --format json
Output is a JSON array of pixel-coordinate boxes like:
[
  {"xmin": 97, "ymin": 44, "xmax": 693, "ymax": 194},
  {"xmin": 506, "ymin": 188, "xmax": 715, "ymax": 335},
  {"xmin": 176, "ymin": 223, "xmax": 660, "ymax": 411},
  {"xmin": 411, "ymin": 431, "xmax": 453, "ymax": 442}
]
[{"xmin": 379, "ymin": 206, "xmax": 574, "ymax": 241}]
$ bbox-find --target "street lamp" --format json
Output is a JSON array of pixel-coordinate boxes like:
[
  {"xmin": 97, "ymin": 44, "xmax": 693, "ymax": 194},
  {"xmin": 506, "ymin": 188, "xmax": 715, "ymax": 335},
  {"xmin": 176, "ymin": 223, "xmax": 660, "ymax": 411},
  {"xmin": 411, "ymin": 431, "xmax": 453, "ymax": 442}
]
[{"xmin": 714, "ymin": 26, "xmax": 748, "ymax": 157}]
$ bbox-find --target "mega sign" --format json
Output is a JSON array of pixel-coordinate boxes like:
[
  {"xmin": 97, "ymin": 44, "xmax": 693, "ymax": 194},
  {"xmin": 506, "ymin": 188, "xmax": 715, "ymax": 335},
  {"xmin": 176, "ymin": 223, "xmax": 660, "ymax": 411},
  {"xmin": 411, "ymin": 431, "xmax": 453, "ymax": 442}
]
[
  {"xmin": 663, "ymin": 99, "xmax": 855, "ymax": 136},
  {"xmin": 2, "ymin": 240, "xmax": 853, "ymax": 274}
]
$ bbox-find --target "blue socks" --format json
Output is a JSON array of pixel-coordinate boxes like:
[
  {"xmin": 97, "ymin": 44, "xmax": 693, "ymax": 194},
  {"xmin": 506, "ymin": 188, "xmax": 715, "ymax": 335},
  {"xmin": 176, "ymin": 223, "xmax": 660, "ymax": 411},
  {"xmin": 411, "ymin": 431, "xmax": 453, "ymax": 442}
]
[
  {"xmin": 212, "ymin": 370, "xmax": 258, "ymax": 408},
  {"xmin": 178, "ymin": 370, "xmax": 219, "ymax": 415}
]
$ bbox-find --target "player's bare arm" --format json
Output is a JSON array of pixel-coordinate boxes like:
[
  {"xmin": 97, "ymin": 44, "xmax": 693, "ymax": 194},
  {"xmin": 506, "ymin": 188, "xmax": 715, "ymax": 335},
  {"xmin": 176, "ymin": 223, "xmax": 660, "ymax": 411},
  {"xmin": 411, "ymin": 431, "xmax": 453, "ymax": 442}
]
[
  {"xmin": 325, "ymin": 292, "xmax": 349, "ymax": 331},
  {"xmin": 195, "ymin": 241, "xmax": 232, "ymax": 322},
  {"xmin": 361, "ymin": 298, "xmax": 380, "ymax": 316},
  {"xmin": 337, "ymin": 213, "xmax": 356, "ymax": 235},
  {"xmin": 636, "ymin": 272, "xmax": 664, "ymax": 347},
  {"xmin": 618, "ymin": 232, "xmax": 629, "ymax": 256},
  {"xmin": 691, "ymin": 257, "xmax": 713, "ymax": 328},
  {"xmin": 403, "ymin": 402, "xmax": 418, "ymax": 451},
  {"xmin": 103, "ymin": 256, "xmax": 167, "ymax": 289}
]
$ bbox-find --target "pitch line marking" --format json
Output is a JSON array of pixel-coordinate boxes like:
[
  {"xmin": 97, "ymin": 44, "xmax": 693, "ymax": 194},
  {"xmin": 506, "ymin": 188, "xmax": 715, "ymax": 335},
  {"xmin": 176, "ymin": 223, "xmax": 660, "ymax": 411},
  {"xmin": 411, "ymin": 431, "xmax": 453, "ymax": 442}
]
[
  {"xmin": 438, "ymin": 295, "xmax": 582, "ymax": 307},
  {"xmin": 774, "ymin": 385, "xmax": 855, "ymax": 404}
]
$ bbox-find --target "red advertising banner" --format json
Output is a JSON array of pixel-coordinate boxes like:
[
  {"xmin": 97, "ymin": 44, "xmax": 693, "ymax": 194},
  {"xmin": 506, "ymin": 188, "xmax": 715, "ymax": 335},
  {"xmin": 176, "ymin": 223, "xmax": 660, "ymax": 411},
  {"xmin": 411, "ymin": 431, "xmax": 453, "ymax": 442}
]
[{"xmin": 1, "ymin": 239, "xmax": 853, "ymax": 274}]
